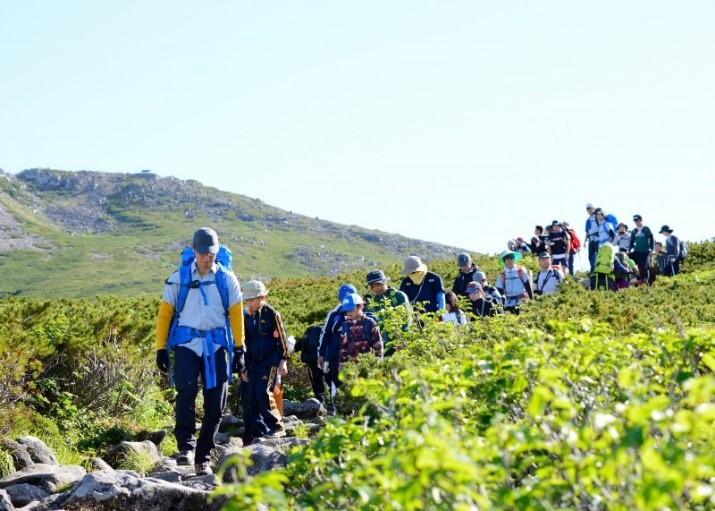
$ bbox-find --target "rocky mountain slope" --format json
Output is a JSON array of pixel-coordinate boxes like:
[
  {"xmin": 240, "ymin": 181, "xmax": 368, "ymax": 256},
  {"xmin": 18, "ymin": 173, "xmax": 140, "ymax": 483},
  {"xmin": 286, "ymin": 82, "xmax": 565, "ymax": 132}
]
[{"xmin": 0, "ymin": 168, "xmax": 466, "ymax": 297}]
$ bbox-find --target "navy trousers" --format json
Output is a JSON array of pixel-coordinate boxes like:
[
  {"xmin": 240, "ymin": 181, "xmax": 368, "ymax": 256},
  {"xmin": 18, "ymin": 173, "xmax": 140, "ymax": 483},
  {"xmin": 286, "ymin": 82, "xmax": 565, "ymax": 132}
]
[
  {"xmin": 173, "ymin": 346, "xmax": 228, "ymax": 464},
  {"xmin": 242, "ymin": 361, "xmax": 283, "ymax": 443}
]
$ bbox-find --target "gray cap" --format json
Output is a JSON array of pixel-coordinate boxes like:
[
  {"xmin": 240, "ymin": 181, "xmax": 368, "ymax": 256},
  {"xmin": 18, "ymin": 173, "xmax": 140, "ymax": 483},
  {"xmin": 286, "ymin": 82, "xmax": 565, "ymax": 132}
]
[
  {"xmin": 192, "ymin": 227, "xmax": 219, "ymax": 254},
  {"xmin": 473, "ymin": 271, "xmax": 486, "ymax": 282}
]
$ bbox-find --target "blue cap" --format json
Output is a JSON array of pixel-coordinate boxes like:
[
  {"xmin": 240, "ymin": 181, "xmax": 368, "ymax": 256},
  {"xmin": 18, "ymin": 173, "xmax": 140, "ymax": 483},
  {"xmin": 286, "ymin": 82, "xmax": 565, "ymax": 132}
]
[
  {"xmin": 192, "ymin": 227, "xmax": 219, "ymax": 254},
  {"xmin": 366, "ymin": 270, "xmax": 388, "ymax": 286},
  {"xmin": 338, "ymin": 284, "xmax": 357, "ymax": 301},
  {"xmin": 341, "ymin": 292, "xmax": 364, "ymax": 312}
]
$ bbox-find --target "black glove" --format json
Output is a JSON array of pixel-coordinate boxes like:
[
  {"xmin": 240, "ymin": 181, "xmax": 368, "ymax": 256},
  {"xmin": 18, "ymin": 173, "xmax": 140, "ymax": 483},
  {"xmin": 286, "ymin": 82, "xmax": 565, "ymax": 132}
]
[
  {"xmin": 156, "ymin": 350, "xmax": 169, "ymax": 373},
  {"xmin": 232, "ymin": 347, "xmax": 245, "ymax": 374}
]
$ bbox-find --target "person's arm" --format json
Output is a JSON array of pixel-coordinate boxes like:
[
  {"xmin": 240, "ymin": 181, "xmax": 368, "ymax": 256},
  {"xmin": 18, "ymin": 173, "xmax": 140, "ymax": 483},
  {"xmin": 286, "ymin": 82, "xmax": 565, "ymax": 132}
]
[{"xmin": 228, "ymin": 302, "xmax": 244, "ymax": 349}]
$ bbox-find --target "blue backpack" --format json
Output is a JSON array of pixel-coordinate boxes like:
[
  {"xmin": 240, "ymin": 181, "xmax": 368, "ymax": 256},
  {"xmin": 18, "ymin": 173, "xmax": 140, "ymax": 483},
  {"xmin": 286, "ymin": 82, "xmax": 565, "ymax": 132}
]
[{"xmin": 166, "ymin": 245, "xmax": 235, "ymax": 387}]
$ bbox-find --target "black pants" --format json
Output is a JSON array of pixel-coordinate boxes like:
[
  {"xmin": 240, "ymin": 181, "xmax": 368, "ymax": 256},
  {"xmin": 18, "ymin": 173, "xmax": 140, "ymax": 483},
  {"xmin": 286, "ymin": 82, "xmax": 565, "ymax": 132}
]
[
  {"xmin": 173, "ymin": 346, "xmax": 228, "ymax": 464},
  {"xmin": 304, "ymin": 360, "xmax": 329, "ymax": 403},
  {"xmin": 590, "ymin": 274, "xmax": 615, "ymax": 291},
  {"xmin": 631, "ymin": 251, "xmax": 651, "ymax": 283},
  {"xmin": 242, "ymin": 362, "xmax": 282, "ymax": 443}
]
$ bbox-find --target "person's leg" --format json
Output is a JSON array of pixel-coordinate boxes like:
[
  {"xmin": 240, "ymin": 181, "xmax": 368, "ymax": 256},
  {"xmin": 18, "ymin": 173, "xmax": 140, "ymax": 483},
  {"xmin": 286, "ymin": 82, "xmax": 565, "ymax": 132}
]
[
  {"xmin": 256, "ymin": 365, "xmax": 283, "ymax": 434},
  {"xmin": 306, "ymin": 361, "xmax": 325, "ymax": 403},
  {"xmin": 195, "ymin": 348, "xmax": 228, "ymax": 464},
  {"xmin": 173, "ymin": 347, "xmax": 201, "ymax": 456}
]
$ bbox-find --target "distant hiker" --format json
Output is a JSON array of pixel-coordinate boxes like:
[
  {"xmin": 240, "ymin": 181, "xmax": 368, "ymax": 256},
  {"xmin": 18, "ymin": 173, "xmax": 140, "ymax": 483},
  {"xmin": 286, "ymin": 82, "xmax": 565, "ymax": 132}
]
[
  {"xmin": 514, "ymin": 237, "xmax": 532, "ymax": 254},
  {"xmin": 594, "ymin": 208, "xmax": 616, "ymax": 247},
  {"xmin": 614, "ymin": 249, "xmax": 637, "ymax": 290},
  {"xmin": 495, "ymin": 250, "xmax": 533, "ymax": 314},
  {"xmin": 452, "ymin": 253, "xmax": 482, "ymax": 298},
  {"xmin": 442, "ymin": 291, "xmax": 468, "ymax": 325},
  {"xmin": 615, "ymin": 223, "xmax": 631, "ymax": 252},
  {"xmin": 653, "ymin": 241, "xmax": 668, "ymax": 279},
  {"xmin": 317, "ymin": 284, "xmax": 356, "ymax": 413},
  {"xmin": 531, "ymin": 225, "xmax": 548, "ymax": 254},
  {"xmin": 629, "ymin": 214, "xmax": 654, "ymax": 284},
  {"xmin": 240, "ymin": 280, "xmax": 289, "ymax": 445},
  {"xmin": 154, "ymin": 227, "xmax": 244, "ymax": 476},
  {"xmin": 533, "ymin": 252, "xmax": 564, "ymax": 296},
  {"xmin": 294, "ymin": 324, "xmax": 329, "ymax": 404},
  {"xmin": 399, "ymin": 256, "xmax": 446, "ymax": 315},
  {"xmin": 337, "ymin": 293, "xmax": 383, "ymax": 365},
  {"xmin": 465, "ymin": 281, "xmax": 496, "ymax": 318},
  {"xmin": 659, "ymin": 225, "xmax": 681, "ymax": 276},
  {"xmin": 590, "ymin": 242, "xmax": 629, "ymax": 291},
  {"xmin": 472, "ymin": 271, "xmax": 504, "ymax": 311},
  {"xmin": 562, "ymin": 221, "xmax": 580, "ymax": 276},
  {"xmin": 363, "ymin": 269, "xmax": 411, "ymax": 356},
  {"xmin": 547, "ymin": 222, "xmax": 571, "ymax": 272},
  {"xmin": 585, "ymin": 203, "xmax": 600, "ymax": 271}
]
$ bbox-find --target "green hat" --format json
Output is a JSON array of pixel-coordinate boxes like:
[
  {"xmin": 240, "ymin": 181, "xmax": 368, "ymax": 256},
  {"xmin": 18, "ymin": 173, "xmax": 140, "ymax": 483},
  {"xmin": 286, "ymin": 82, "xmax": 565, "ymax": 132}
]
[{"xmin": 498, "ymin": 250, "xmax": 522, "ymax": 267}]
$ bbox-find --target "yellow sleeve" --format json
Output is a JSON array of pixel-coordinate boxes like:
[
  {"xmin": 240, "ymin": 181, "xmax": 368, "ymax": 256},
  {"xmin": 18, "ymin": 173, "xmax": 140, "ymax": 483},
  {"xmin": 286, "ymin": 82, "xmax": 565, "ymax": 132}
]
[
  {"xmin": 228, "ymin": 302, "xmax": 245, "ymax": 348},
  {"xmin": 155, "ymin": 300, "xmax": 175, "ymax": 350}
]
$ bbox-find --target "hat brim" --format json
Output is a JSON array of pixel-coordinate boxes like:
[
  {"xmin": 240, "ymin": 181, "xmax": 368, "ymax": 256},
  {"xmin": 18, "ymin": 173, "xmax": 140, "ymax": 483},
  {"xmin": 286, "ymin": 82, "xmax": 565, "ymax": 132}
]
[
  {"xmin": 498, "ymin": 250, "xmax": 522, "ymax": 267},
  {"xmin": 194, "ymin": 245, "xmax": 219, "ymax": 254},
  {"xmin": 401, "ymin": 263, "xmax": 427, "ymax": 274},
  {"xmin": 366, "ymin": 278, "xmax": 389, "ymax": 286},
  {"xmin": 242, "ymin": 290, "xmax": 268, "ymax": 300}
]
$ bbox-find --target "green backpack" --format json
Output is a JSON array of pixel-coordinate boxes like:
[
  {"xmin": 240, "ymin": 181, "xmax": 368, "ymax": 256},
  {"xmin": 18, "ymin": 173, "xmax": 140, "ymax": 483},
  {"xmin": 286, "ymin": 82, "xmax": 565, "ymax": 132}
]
[{"xmin": 593, "ymin": 243, "xmax": 615, "ymax": 276}]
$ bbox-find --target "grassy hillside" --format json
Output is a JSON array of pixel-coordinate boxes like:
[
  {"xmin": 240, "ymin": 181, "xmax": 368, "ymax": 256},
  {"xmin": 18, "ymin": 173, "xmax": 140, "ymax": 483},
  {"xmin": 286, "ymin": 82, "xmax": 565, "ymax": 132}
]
[{"xmin": 0, "ymin": 168, "xmax": 466, "ymax": 298}]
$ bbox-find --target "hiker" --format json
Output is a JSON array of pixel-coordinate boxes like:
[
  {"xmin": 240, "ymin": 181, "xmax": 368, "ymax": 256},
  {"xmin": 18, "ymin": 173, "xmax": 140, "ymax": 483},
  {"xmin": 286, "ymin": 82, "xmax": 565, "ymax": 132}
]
[
  {"xmin": 494, "ymin": 250, "xmax": 533, "ymax": 314},
  {"xmin": 615, "ymin": 223, "xmax": 631, "ymax": 252},
  {"xmin": 154, "ymin": 227, "xmax": 244, "ymax": 476},
  {"xmin": 531, "ymin": 225, "xmax": 548, "ymax": 254},
  {"xmin": 317, "ymin": 284, "xmax": 357, "ymax": 413},
  {"xmin": 659, "ymin": 225, "xmax": 681, "ymax": 276},
  {"xmin": 472, "ymin": 271, "xmax": 504, "ymax": 311},
  {"xmin": 363, "ymin": 269, "xmax": 411, "ymax": 356},
  {"xmin": 452, "ymin": 253, "xmax": 483, "ymax": 297},
  {"xmin": 614, "ymin": 249, "xmax": 637, "ymax": 290},
  {"xmin": 590, "ymin": 242, "xmax": 629, "ymax": 291},
  {"xmin": 337, "ymin": 293, "xmax": 383, "ymax": 365},
  {"xmin": 653, "ymin": 241, "xmax": 668, "ymax": 279},
  {"xmin": 294, "ymin": 324, "xmax": 329, "ymax": 404},
  {"xmin": 240, "ymin": 280, "xmax": 289, "ymax": 445},
  {"xmin": 465, "ymin": 281, "xmax": 496, "ymax": 318},
  {"xmin": 533, "ymin": 252, "xmax": 564, "ymax": 296},
  {"xmin": 547, "ymin": 221, "xmax": 571, "ymax": 272},
  {"xmin": 514, "ymin": 237, "xmax": 532, "ymax": 254},
  {"xmin": 595, "ymin": 208, "xmax": 616, "ymax": 247},
  {"xmin": 585, "ymin": 203, "xmax": 600, "ymax": 271},
  {"xmin": 398, "ymin": 256, "xmax": 446, "ymax": 315},
  {"xmin": 562, "ymin": 221, "xmax": 581, "ymax": 276},
  {"xmin": 442, "ymin": 291, "xmax": 468, "ymax": 325},
  {"xmin": 629, "ymin": 214, "xmax": 654, "ymax": 284}
]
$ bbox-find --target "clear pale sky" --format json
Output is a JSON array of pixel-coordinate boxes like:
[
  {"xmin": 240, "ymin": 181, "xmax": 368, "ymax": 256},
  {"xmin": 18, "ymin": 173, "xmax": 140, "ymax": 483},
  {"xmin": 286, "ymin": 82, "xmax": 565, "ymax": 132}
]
[{"xmin": 2, "ymin": 2, "xmax": 713, "ymax": 269}]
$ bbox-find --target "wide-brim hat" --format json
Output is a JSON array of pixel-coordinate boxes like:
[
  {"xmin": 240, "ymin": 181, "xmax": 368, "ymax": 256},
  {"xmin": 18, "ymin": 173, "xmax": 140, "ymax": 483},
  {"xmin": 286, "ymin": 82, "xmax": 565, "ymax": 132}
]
[
  {"xmin": 401, "ymin": 256, "xmax": 428, "ymax": 274},
  {"xmin": 659, "ymin": 225, "xmax": 673, "ymax": 234},
  {"xmin": 242, "ymin": 280, "xmax": 268, "ymax": 300},
  {"xmin": 498, "ymin": 250, "xmax": 522, "ymax": 267}
]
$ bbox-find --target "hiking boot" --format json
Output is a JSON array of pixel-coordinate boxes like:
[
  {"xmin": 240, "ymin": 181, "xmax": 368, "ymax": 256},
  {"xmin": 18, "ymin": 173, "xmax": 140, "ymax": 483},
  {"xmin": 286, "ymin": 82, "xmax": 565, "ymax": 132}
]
[
  {"xmin": 176, "ymin": 451, "xmax": 194, "ymax": 466},
  {"xmin": 194, "ymin": 461, "xmax": 212, "ymax": 476},
  {"xmin": 264, "ymin": 428, "xmax": 286, "ymax": 439}
]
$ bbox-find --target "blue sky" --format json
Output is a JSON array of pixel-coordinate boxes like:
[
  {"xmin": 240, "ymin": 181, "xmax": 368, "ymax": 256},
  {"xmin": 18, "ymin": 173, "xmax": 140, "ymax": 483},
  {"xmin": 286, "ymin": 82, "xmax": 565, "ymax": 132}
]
[{"xmin": 1, "ymin": 2, "xmax": 713, "ymax": 269}]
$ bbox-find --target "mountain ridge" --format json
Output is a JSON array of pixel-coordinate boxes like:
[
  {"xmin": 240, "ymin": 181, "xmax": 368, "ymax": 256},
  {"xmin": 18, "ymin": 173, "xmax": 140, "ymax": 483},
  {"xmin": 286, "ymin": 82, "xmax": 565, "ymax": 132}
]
[{"xmin": 0, "ymin": 168, "xmax": 468, "ymax": 297}]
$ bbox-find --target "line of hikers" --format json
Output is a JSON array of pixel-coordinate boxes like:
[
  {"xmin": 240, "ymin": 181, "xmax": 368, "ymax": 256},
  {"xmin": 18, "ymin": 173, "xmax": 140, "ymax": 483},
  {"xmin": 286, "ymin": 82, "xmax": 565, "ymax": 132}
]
[{"xmin": 154, "ymin": 219, "xmax": 688, "ymax": 474}]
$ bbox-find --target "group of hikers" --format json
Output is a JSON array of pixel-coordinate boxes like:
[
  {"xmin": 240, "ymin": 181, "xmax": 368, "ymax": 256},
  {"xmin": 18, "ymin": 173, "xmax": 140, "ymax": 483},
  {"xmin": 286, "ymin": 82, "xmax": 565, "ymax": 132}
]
[{"xmin": 153, "ymin": 212, "xmax": 688, "ymax": 474}]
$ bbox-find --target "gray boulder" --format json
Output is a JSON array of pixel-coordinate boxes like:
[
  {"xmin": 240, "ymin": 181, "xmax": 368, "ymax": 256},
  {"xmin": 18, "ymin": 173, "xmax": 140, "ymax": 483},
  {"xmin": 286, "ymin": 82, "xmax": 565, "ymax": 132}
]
[
  {"xmin": 1, "ymin": 436, "xmax": 59, "ymax": 472},
  {"xmin": 104, "ymin": 441, "xmax": 162, "ymax": 469},
  {"xmin": 0, "ymin": 463, "xmax": 86, "ymax": 494},
  {"xmin": 282, "ymin": 398, "xmax": 324, "ymax": 420},
  {"xmin": 61, "ymin": 470, "xmax": 225, "ymax": 511},
  {"xmin": 3, "ymin": 483, "xmax": 49, "ymax": 508},
  {"xmin": 0, "ymin": 489, "xmax": 13, "ymax": 511}
]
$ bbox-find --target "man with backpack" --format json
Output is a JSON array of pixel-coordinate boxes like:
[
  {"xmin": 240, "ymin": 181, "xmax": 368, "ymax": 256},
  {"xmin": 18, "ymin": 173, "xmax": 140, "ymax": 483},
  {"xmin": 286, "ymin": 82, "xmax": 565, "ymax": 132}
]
[
  {"xmin": 629, "ymin": 214, "xmax": 654, "ymax": 284},
  {"xmin": 363, "ymin": 269, "xmax": 411, "ymax": 356},
  {"xmin": 495, "ymin": 250, "xmax": 533, "ymax": 314},
  {"xmin": 399, "ymin": 256, "xmax": 446, "ymax": 315},
  {"xmin": 533, "ymin": 252, "xmax": 564, "ymax": 296},
  {"xmin": 590, "ymin": 242, "xmax": 630, "ymax": 291},
  {"xmin": 452, "ymin": 253, "xmax": 483, "ymax": 297},
  {"xmin": 659, "ymin": 225, "xmax": 683, "ymax": 276},
  {"xmin": 154, "ymin": 227, "xmax": 244, "ymax": 476}
]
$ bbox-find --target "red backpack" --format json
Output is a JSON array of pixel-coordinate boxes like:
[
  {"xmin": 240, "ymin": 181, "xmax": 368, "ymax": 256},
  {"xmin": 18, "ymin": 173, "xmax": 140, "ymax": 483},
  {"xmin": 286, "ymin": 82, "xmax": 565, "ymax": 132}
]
[{"xmin": 567, "ymin": 228, "xmax": 581, "ymax": 251}]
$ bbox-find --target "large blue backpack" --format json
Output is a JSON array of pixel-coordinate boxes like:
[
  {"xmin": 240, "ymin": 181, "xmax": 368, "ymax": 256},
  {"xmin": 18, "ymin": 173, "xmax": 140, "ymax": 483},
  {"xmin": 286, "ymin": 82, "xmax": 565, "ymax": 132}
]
[{"xmin": 166, "ymin": 245, "xmax": 235, "ymax": 387}]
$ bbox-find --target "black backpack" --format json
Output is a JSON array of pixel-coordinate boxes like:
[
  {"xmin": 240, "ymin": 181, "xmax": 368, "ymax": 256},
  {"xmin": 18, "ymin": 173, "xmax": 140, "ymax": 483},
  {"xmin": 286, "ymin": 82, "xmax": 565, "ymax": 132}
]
[{"xmin": 297, "ymin": 324, "xmax": 324, "ymax": 364}]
